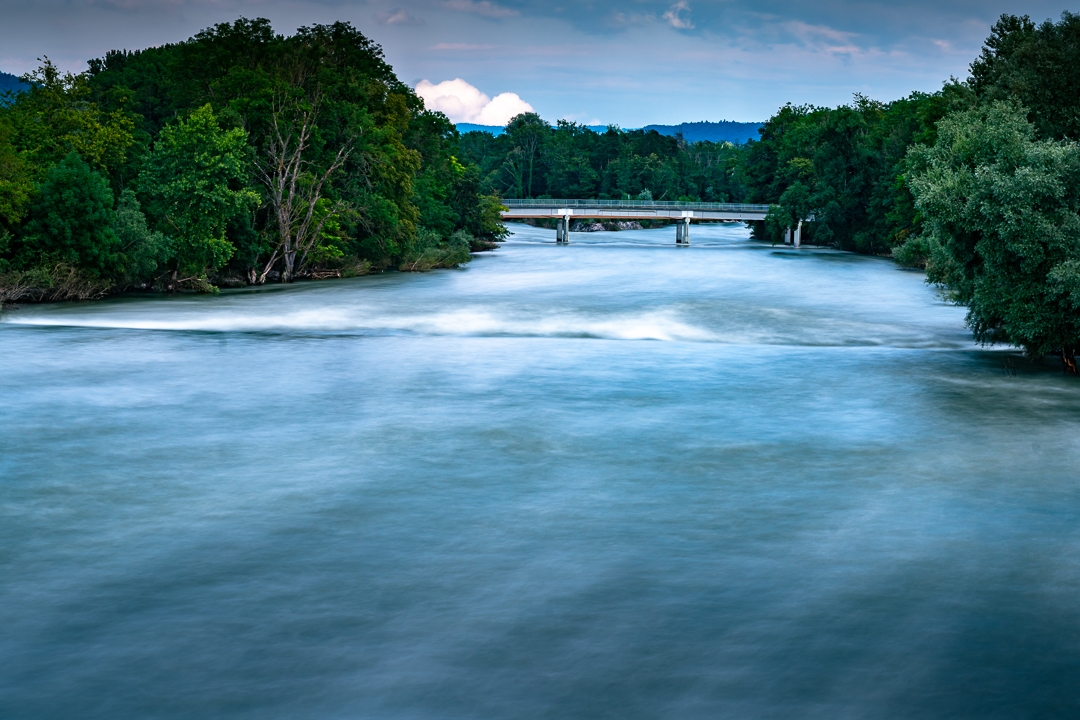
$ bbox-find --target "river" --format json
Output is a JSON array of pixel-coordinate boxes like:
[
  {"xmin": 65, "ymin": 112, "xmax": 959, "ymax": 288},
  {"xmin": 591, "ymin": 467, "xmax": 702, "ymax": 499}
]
[{"xmin": 2, "ymin": 223, "xmax": 1079, "ymax": 718}]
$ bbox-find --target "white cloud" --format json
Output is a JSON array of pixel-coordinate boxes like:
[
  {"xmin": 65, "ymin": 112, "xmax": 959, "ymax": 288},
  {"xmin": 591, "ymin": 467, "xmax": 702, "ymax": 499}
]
[
  {"xmin": 442, "ymin": 0, "xmax": 519, "ymax": 19},
  {"xmin": 375, "ymin": 8, "xmax": 425, "ymax": 26},
  {"xmin": 415, "ymin": 78, "xmax": 534, "ymax": 126},
  {"xmin": 662, "ymin": 1, "xmax": 694, "ymax": 30},
  {"xmin": 782, "ymin": 21, "xmax": 862, "ymax": 55}
]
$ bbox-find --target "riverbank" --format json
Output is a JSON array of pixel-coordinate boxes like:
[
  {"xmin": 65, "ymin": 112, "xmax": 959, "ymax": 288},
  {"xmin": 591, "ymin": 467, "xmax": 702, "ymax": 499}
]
[{"xmin": 0, "ymin": 241, "xmax": 500, "ymax": 307}]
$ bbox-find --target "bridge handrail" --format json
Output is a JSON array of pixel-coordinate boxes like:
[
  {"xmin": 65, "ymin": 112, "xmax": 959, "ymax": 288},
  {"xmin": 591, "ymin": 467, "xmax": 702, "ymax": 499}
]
[{"xmin": 501, "ymin": 198, "xmax": 771, "ymax": 212}]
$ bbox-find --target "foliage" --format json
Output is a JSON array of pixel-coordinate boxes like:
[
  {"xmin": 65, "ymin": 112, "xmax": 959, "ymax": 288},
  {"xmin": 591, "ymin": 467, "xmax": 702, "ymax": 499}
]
[
  {"xmin": 907, "ymin": 101, "xmax": 1080, "ymax": 367},
  {"xmin": 457, "ymin": 118, "xmax": 750, "ymax": 204},
  {"xmin": 399, "ymin": 226, "xmax": 472, "ymax": 272},
  {"xmin": 112, "ymin": 189, "xmax": 171, "ymax": 283},
  {"xmin": 0, "ymin": 116, "xmax": 33, "ymax": 237},
  {"xmin": 0, "ymin": 17, "xmax": 503, "ymax": 299},
  {"xmin": 742, "ymin": 88, "xmax": 974, "ymax": 253},
  {"xmin": 19, "ymin": 152, "xmax": 122, "ymax": 280},
  {"xmin": 140, "ymin": 104, "xmax": 259, "ymax": 283},
  {"xmin": 970, "ymin": 12, "xmax": 1080, "ymax": 141},
  {"xmin": 8, "ymin": 58, "xmax": 135, "ymax": 180}
]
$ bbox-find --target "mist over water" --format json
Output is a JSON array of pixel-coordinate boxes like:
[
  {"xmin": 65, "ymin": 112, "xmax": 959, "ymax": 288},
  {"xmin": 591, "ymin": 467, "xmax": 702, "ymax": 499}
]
[{"xmin": 3, "ymin": 223, "xmax": 1079, "ymax": 718}]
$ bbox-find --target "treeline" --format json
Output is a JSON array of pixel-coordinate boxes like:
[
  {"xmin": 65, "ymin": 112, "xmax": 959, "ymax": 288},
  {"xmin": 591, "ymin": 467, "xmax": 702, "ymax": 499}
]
[
  {"xmin": 754, "ymin": 12, "xmax": 1080, "ymax": 368},
  {"xmin": 0, "ymin": 18, "xmax": 506, "ymax": 301},
  {"xmin": 458, "ymin": 116, "xmax": 750, "ymax": 203},
  {"xmin": 459, "ymin": 12, "xmax": 1080, "ymax": 368}
]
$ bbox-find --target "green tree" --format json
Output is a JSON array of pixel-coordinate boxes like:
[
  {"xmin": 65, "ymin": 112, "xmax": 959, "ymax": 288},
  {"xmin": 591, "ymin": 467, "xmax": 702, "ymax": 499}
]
[
  {"xmin": 141, "ymin": 104, "xmax": 259, "ymax": 288},
  {"xmin": 970, "ymin": 12, "xmax": 1080, "ymax": 141},
  {"xmin": 21, "ymin": 152, "xmax": 122, "ymax": 279},
  {"xmin": 9, "ymin": 58, "xmax": 135, "ymax": 180},
  {"xmin": 504, "ymin": 112, "xmax": 550, "ymax": 198},
  {"xmin": 0, "ymin": 115, "xmax": 33, "ymax": 240},
  {"xmin": 908, "ymin": 101, "xmax": 1080, "ymax": 371},
  {"xmin": 112, "ymin": 189, "xmax": 172, "ymax": 283}
]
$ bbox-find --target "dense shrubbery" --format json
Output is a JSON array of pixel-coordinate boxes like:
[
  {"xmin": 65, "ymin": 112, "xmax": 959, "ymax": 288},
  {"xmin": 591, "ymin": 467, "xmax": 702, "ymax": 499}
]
[{"xmin": 0, "ymin": 18, "xmax": 507, "ymax": 300}]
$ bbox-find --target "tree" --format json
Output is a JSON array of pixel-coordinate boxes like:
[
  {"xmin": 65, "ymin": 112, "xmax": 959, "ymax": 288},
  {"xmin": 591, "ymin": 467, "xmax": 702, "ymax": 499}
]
[
  {"xmin": 970, "ymin": 12, "xmax": 1080, "ymax": 141},
  {"xmin": 10, "ymin": 58, "xmax": 135, "ymax": 180},
  {"xmin": 141, "ymin": 104, "xmax": 259, "ymax": 288},
  {"xmin": 112, "ymin": 189, "xmax": 172, "ymax": 283},
  {"xmin": 0, "ymin": 116, "xmax": 32, "ymax": 239},
  {"xmin": 907, "ymin": 101, "xmax": 1080, "ymax": 371},
  {"xmin": 504, "ymin": 112, "xmax": 549, "ymax": 197},
  {"xmin": 256, "ymin": 85, "xmax": 353, "ymax": 283},
  {"xmin": 20, "ymin": 152, "xmax": 122, "ymax": 279}
]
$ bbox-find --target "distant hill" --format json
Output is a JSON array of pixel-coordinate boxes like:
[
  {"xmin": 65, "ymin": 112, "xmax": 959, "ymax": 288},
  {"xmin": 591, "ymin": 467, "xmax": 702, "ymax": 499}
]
[
  {"xmin": 457, "ymin": 122, "xmax": 611, "ymax": 136},
  {"xmin": 0, "ymin": 71, "xmax": 30, "ymax": 96},
  {"xmin": 642, "ymin": 121, "xmax": 762, "ymax": 144},
  {"xmin": 456, "ymin": 119, "xmax": 762, "ymax": 143}
]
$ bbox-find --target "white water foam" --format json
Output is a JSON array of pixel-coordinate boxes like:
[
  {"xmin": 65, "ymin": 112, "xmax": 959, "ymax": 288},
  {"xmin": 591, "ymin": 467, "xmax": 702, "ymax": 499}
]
[{"xmin": 5, "ymin": 307, "xmax": 720, "ymax": 343}]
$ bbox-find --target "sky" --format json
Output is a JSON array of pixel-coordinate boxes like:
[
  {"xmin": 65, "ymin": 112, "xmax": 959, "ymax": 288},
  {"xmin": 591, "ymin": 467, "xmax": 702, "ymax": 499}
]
[{"xmin": 0, "ymin": 0, "xmax": 1074, "ymax": 126}]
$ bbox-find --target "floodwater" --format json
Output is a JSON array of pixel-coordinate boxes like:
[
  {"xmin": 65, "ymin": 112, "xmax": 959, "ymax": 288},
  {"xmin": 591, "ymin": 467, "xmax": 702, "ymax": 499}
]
[{"xmin": 2, "ymin": 223, "xmax": 1079, "ymax": 719}]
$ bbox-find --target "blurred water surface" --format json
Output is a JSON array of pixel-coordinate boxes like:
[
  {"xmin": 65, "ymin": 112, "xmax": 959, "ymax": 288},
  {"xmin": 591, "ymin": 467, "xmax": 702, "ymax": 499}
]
[{"xmin": 2, "ymin": 223, "xmax": 1079, "ymax": 719}]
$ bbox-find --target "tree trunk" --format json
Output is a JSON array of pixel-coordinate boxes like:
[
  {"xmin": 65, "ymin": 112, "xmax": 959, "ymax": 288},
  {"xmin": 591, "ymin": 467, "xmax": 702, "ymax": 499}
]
[{"xmin": 282, "ymin": 251, "xmax": 296, "ymax": 283}]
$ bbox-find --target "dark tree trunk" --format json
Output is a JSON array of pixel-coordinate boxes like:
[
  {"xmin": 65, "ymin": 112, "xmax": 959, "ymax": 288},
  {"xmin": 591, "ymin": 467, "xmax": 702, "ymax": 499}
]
[{"xmin": 282, "ymin": 251, "xmax": 296, "ymax": 283}]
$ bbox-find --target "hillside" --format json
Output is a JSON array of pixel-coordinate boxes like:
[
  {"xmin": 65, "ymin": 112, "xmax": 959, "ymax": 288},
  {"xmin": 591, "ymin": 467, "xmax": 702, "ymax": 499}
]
[
  {"xmin": 0, "ymin": 71, "xmax": 29, "ymax": 95},
  {"xmin": 642, "ymin": 121, "xmax": 762, "ymax": 144}
]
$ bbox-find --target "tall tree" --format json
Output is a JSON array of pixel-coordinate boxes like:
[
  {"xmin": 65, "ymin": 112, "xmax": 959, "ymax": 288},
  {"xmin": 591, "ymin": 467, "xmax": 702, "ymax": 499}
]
[
  {"xmin": 256, "ymin": 82, "xmax": 353, "ymax": 283},
  {"xmin": 20, "ymin": 152, "xmax": 121, "ymax": 279},
  {"xmin": 970, "ymin": 12, "xmax": 1080, "ymax": 141},
  {"xmin": 908, "ymin": 101, "xmax": 1080, "ymax": 370},
  {"xmin": 141, "ymin": 104, "xmax": 259, "ymax": 288}
]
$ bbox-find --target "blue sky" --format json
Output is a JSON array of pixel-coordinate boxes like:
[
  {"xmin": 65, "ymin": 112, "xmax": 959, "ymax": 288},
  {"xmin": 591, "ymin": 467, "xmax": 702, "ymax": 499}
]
[{"xmin": 0, "ymin": 1, "xmax": 1073, "ymax": 125}]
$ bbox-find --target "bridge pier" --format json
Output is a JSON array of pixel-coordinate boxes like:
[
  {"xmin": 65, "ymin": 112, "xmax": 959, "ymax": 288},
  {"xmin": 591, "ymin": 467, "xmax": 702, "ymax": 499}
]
[
  {"xmin": 676, "ymin": 216, "xmax": 691, "ymax": 244},
  {"xmin": 556, "ymin": 213, "xmax": 571, "ymax": 243},
  {"xmin": 785, "ymin": 227, "xmax": 793, "ymax": 245},
  {"xmin": 794, "ymin": 220, "xmax": 803, "ymax": 248}
]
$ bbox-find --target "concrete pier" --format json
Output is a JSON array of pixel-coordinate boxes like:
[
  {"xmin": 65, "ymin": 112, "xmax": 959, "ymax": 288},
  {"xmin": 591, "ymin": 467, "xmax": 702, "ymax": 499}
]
[{"xmin": 556, "ymin": 211, "xmax": 572, "ymax": 243}]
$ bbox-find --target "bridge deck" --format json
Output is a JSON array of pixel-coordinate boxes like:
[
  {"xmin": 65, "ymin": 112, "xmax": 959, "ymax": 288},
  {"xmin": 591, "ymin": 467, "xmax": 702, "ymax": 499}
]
[{"xmin": 499, "ymin": 199, "xmax": 769, "ymax": 222}]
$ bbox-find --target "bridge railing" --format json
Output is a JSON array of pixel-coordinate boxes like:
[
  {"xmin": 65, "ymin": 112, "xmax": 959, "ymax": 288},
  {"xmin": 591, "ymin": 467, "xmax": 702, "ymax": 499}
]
[{"xmin": 501, "ymin": 199, "xmax": 771, "ymax": 212}]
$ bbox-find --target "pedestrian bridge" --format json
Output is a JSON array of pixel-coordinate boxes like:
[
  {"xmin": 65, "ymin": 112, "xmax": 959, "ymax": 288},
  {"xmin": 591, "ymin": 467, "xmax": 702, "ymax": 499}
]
[{"xmin": 499, "ymin": 199, "xmax": 789, "ymax": 245}]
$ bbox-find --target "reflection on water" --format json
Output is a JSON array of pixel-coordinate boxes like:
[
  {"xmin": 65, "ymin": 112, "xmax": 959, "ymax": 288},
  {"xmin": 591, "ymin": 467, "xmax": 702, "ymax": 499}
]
[{"xmin": 2, "ymin": 223, "xmax": 1079, "ymax": 719}]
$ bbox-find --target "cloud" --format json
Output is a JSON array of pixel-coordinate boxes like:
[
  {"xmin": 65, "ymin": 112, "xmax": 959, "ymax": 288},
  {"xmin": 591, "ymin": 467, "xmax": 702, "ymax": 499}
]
[
  {"xmin": 782, "ymin": 20, "xmax": 865, "ymax": 56},
  {"xmin": 442, "ymin": 0, "xmax": 519, "ymax": 19},
  {"xmin": 662, "ymin": 1, "xmax": 694, "ymax": 30},
  {"xmin": 375, "ymin": 8, "xmax": 425, "ymax": 26},
  {"xmin": 415, "ymin": 78, "xmax": 534, "ymax": 125}
]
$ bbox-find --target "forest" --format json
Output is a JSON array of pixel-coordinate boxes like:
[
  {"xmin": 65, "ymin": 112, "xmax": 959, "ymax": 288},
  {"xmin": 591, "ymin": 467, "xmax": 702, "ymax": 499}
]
[
  {"xmin": 0, "ymin": 18, "xmax": 506, "ymax": 301},
  {"xmin": 458, "ymin": 12, "xmax": 1080, "ymax": 370}
]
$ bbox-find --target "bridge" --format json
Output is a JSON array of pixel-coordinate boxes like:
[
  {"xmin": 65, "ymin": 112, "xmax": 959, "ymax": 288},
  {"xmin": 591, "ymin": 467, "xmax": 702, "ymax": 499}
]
[{"xmin": 499, "ymin": 199, "xmax": 806, "ymax": 245}]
